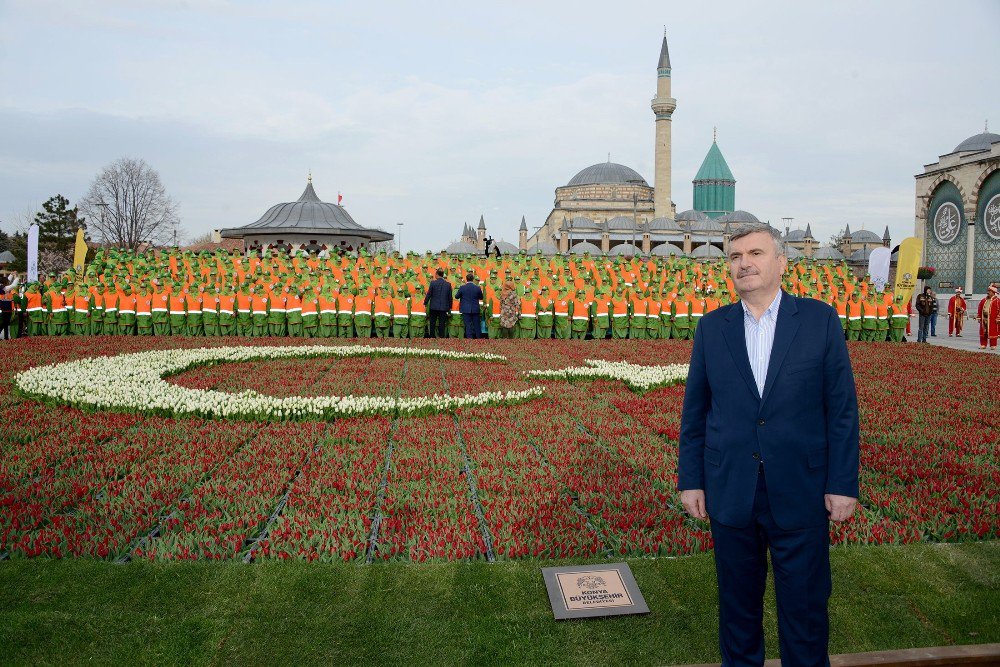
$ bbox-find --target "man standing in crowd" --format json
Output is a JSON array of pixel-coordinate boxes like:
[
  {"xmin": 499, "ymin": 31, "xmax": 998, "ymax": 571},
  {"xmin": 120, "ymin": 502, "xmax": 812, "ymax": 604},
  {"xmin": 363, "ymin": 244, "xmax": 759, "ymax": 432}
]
[
  {"xmin": 915, "ymin": 286, "xmax": 935, "ymax": 343},
  {"xmin": 948, "ymin": 287, "xmax": 967, "ymax": 337},
  {"xmin": 424, "ymin": 268, "xmax": 452, "ymax": 338},
  {"xmin": 679, "ymin": 223, "xmax": 859, "ymax": 666},
  {"xmin": 454, "ymin": 272, "xmax": 484, "ymax": 339}
]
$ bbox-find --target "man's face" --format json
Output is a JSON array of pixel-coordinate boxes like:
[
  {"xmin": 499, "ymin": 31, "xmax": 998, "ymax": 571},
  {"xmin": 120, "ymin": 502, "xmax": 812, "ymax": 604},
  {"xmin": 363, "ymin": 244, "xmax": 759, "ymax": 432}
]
[{"xmin": 728, "ymin": 232, "xmax": 786, "ymax": 298}]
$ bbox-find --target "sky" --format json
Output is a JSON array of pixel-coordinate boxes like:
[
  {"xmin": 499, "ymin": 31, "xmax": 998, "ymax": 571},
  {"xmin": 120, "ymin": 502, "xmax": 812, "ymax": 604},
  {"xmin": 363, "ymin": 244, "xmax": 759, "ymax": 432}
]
[{"xmin": 1, "ymin": 0, "xmax": 998, "ymax": 253}]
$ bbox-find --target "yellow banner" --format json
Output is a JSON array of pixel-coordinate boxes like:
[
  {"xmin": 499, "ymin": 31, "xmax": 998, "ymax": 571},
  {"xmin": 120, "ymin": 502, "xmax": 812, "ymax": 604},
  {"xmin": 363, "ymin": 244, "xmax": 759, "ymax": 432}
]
[
  {"xmin": 892, "ymin": 236, "xmax": 922, "ymax": 305},
  {"xmin": 73, "ymin": 227, "xmax": 88, "ymax": 272}
]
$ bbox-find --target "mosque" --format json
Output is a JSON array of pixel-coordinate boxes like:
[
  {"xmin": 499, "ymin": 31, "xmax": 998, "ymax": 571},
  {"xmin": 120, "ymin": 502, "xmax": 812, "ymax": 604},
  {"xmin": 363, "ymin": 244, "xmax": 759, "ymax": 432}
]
[
  {"xmin": 449, "ymin": 34, "xmax": 863, "ymax": 262},
  {"xmin": 914, "ymin": 127, "xmax": 1000, "ymax": 295}
]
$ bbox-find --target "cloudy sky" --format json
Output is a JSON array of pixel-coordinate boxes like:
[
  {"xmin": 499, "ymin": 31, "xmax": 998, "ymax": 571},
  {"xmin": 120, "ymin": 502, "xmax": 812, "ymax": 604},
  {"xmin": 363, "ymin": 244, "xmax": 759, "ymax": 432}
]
[{"xmin": 2, "ymin": 0, "xmax": 998, "ymax": 252}]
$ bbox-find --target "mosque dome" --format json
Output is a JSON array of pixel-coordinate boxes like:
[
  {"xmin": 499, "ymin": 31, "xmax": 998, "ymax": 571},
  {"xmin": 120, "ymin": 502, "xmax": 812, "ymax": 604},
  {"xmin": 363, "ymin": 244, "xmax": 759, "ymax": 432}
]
[
  {"xmin": 567, "ymin": 162, "xmax": 648, "ymax": 187},
  {"xmin": 444, "ymin": 241, "xmax": 478, "ymax": 254},
  {"xmin": 784, "ymin": 245, "xmax": 805, "ymax": 259},
  {"xmin": 716, "ymin": 210, "xmax": 760, "ymax": 224},
  {"xmin": 850, "ymin": 229, "xmax": 883, "ymax": 243},
  {"xmin": 690, "ymin": 218, "xmax": 725, "ymax": 233},
  {"xmin": 784, "ymin": 229, "xmax": 808, "ymax": 242},
  {"xmin": 691, "ymin": 244, "xmax": 725, "ymax": 258},
  {"xmin": 648, "ymin": 217, "xmax": 681, "ymax": 231},
  {"xmin": 676, "ymin": 209, "xmax": 709, "ymax": 223},
  {"xmin": 530, "ymin": 241, "xmax": 560, "ymax": 255},
  {"xmin": 953, "ymin": 132, "xmax": 1000, "ymax": 153},
  {"xmin": 813, "ymin": 246, "xmax": 845, "ymax": 260},
  {"xmin": 651, "ymin": 243, "xmax": 685, "ymax": 256},
  {"xmin": 570, "ymin": 241, "xmax": 603, "ymax": 255},
  {"xmin": 609, "ymin": 243, "xmax": 641, "ymax": 257},
  {"xmin": 493, "ymin": 240, "xmax": 521, "ymax": 255},
  {"xmin": 569, "ymin": 216, "xmax": 599, "ymax": 229},
  {"xmin": 606, "ymin": 216, "xmax": 638, "ymax": 230}
]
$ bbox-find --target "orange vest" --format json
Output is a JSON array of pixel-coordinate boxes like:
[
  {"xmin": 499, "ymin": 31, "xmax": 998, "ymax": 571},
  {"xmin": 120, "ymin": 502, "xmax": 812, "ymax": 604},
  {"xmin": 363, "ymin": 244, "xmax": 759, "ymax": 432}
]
[
  {"xmin": 520, "ymin": 298, "xmax": 536, "ymax": 316},
  {"xmin": 26, "ymin": 292, "xmax": 43, "ymax": 311},
  {"xmin": 169, "ymin": 294, "xmax": 186, "ymax": 314},
  {"xmin": 185, "ymin": 294, "xmax": 202, "ymax": 313},
  {"xmin": 236, "ymin": 294, "xmax": 251, "ymax": 313},
  {"xmin": 135, "ymin": 294, "xmax": 152, "ymax": 315},
  {"xmin": 219, "ymin": 295, "xmax": 235, "ymax": 315},
  {"xmin": 409, "ymin": 299, "xmax": 426, "ymax": 315},
  {"xmin": 355, "ymin": 296, "xmax": 373, "ymax": 314},
  {"xmin": 251, "ymin": 295, "xmax": 268, "ymax": 313},
  {"xmin": 373, "ymin": 296, "xmax": 391, "ymax": 317},
  {"xmin": 202, "ymin": 294, "xmax": 219, "ymax": 313},
  {"xmin": 391, "ymin": 297, "xmax": 408, "ymax": 318},
  {"xmin": 612, "ymin": 298, "xmax": 628, "ymax": 316},
  {"xmin": 572, "ymin": 299, "xmax": 589, "ymax": 320}
]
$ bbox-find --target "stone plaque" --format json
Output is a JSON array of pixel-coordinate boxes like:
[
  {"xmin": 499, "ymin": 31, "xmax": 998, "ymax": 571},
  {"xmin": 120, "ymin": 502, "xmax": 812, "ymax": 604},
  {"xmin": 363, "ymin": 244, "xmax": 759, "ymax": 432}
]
[{"xmin": 541, "ymin": 562, "xmax": 649, "ymax": 620}]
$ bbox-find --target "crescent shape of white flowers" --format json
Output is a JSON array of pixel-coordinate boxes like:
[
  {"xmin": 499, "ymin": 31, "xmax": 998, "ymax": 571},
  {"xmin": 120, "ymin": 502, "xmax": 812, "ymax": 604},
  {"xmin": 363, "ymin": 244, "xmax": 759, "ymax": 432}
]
[
  {"xmin": 14, "ymin": 345, "xmax": 546, "ymax": 422},
  {"xmin": 528, "ymin": 360, "xmax": 689, "ymax": 392}
]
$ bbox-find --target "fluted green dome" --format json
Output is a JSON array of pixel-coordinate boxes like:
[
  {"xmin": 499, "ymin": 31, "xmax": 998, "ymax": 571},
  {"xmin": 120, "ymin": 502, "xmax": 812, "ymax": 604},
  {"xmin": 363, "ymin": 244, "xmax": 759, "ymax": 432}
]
[{"xmin": 694, "ymin": 141, "xmax": 735, "ymax": 182}]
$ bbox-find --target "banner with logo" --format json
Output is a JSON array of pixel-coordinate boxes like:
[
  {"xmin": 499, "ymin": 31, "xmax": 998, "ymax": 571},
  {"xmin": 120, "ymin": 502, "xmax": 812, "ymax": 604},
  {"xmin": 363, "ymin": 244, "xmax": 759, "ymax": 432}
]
[
  {"xmin": 27, "ymin": 224, "xmax": 39, "ymax": 283},
  {"xmin": 73, "ymin": 228, "xmax": 88, "ymax": 272},
  {"xmin": 893, "ymin": 237, "xmax": 922, "ymax": 305},
  {"xmin": 868, "ymin": 247, "xmax": 891, "ymax": 292}
]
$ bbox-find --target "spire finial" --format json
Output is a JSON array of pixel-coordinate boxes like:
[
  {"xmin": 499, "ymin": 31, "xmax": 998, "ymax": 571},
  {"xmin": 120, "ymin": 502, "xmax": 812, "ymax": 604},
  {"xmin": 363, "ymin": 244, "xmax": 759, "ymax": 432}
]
[
  {"xmin": 987, "ymin": 119, "xmax": 990, "ymax": 133},
  {"xmin": 713, "ymin": 126, "xmax": 717, "ymax": 143},
  {"xmin": 307, "ymin": 169, "xmax": 312, "ymax": 184},
  {"xmin": 664, "ymin": 25, "xmax": 667, "ymax": 38}
]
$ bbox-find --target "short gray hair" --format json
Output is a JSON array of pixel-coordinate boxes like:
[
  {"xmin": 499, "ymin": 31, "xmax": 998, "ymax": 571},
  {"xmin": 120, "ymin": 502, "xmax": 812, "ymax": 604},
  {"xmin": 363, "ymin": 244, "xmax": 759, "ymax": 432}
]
[{"xmin": 729, "ymin": 223, "xmax": 785, "ymax": 256}]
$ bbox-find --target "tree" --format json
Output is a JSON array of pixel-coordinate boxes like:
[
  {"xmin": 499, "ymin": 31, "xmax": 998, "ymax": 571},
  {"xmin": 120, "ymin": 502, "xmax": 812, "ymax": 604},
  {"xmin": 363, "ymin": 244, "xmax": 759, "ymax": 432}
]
[
  {"xmin": 35, "ymin": 194, "xmax": 86, "ymax": 267},
  {"xmin": 80, "ymin": 157, "xmax": 180, "ymax": 250},
  {"xmin": 830, "ymin": 227, "xmax": 849, "ymax": 250}
]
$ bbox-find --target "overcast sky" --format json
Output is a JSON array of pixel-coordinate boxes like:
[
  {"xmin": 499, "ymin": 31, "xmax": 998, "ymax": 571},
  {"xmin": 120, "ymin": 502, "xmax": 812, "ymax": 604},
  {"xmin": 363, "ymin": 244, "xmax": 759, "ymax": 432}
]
[{"xmin": 2, "ymin": 0, "xmax": 998, "ymax": 252}]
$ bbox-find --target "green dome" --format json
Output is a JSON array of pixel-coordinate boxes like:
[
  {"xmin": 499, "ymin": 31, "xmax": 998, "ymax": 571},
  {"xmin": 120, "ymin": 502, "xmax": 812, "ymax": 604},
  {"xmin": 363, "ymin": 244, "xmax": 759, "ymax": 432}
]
[{"xmin": 694, "ymin": 141, "xmax": 735, "ymax": 182}]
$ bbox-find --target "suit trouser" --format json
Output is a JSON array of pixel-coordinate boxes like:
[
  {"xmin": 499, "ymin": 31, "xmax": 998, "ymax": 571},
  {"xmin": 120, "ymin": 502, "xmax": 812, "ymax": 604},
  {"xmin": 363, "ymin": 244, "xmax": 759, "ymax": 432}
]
[
  {"xmin": 710, "ymin": 469, "xmax": 831, "ymax": 667},
  {"xmin": 428, "ymin": 309, "xmax": 448, "ymax": 338},
  {"xmin": 462, "ymin": 312, "xmax": 481, "ymax": 339}
]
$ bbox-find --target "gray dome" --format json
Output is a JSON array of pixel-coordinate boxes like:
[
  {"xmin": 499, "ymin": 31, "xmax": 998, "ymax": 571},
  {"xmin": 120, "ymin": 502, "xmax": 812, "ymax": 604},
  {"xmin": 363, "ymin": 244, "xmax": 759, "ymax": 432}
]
[
  {"xmin": 648, "ymin": 217, "xmax": 681, "ymax": 231},
  {"xmin": 222, "ymin": 181, "xmax": 392, "ymax": 242},
  {"xmin": 570, "ymin": 241, "xmax": 603, "ymax": 255},
  {"xmin": 850, "ymin": 247, "xmax": 874, "ymax": 262},
  {"xmin": 691, "ymin": 244, "xmax": 725, "ymax": 258},
  {"xmin": 784, "ymin": 229, "xmax": 808, "ymax": 242},
  {"xmin": 606, "ymin": 215, "xmax": 638, "ymax": 230},
  {"xmin": 570, "ymin": 216, "xmax": 599, "ymax": 229},
  {"xmin": 691, "ymin": 218, "xmax": 725, "ymax": 233},
  {"xmin": 813, "ymin": 246, "xmax": 844, "ymax": 260},
  {"xmin": 717, "ymin": 210, "xmax": 760, "ymax": 224},
  {"xmin": 444, "ymin": 241, "xmax": 478, "ymax": 254},
  {"xmin": 567, "ymin": 162, "xmax": 648, "ymax": 187},
  {"xmin": 651, "ymin": 243, "xmax": 685, "ymax": 256},
  {"xmin": 783, "ymin": 245, "xmax": 805, "ymax": 259},
  {"xmin": 676, "ymin": 209, "xmax": 709, "ymax": 222},
  {"xmin": 953, "ymin": 132, "xmax": 1000, "ymax": 153},
  {"xmin": 609, "ymin": 243, "xmax": 640, "ymax": 257},
  {"xmin": 493, "ymin": 240, "xmax": 520, "ymax": 254},
  {"xmin": 530, "ymin": 241, "xmax": 560, "ymax": 255},
  {"xmin": 850, "ymin": 229, "xmax": 883, "ymax": 243}
]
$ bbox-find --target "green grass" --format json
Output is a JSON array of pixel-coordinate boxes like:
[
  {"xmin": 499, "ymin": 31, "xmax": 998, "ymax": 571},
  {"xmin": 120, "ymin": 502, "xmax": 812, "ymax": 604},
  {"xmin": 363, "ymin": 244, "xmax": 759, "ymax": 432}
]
[{"xmin": 1, "ymin": 542, "xmax": 997, "ymax": 666}]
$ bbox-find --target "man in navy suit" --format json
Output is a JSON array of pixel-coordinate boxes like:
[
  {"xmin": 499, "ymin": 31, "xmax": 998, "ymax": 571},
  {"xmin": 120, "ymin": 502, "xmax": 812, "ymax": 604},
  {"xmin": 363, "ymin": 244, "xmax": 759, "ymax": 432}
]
[
  {"xmin": 454, "ymin": 272, "xmax": 484, "ymax": 339},
  {"xmin": 679, "ymin": 224, "xmax": 859, "ymax": 667},
  {"xmin": 423, "ymin": 269, "xmax": 452, "ymax": 338}
]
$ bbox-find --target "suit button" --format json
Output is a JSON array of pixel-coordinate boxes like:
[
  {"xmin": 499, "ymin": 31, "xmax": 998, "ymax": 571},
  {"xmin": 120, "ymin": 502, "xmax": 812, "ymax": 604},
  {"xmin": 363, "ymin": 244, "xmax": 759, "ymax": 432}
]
[
  {"xmin": 758, "ymin": 419, "xmax": 765, "ymax": 426},
  {"xmin": 752, "ymin": 452, "xmax": 760, "ymax": 460}
]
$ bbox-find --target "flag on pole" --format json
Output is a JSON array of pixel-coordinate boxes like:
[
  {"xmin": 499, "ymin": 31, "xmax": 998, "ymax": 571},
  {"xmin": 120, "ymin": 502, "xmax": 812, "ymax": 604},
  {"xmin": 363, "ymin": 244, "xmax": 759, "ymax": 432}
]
[
  {"xmin": 73, "ymin": 227, "xmax": 88, "ymax": 272},
  {"xmin": 27, "ymin": 224, "xmax": 39, "ymax": 283},
  {"xmin": 337, "ymin": 192, "xmax": 343, "ymax": 205}
]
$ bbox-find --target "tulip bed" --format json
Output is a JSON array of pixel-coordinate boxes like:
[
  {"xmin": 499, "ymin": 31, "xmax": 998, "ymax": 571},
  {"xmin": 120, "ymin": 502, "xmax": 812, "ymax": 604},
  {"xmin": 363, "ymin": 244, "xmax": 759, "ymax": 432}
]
[{"xmin": 0, "ymin": 335, "xmax": 997, "ymax": 563}]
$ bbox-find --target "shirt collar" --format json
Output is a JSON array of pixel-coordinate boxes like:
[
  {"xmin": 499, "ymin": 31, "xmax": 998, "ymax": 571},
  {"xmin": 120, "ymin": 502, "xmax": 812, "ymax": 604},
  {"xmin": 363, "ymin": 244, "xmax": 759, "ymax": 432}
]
[{"xmin": 742, "ymin": 289, "xmax": 783, "ymax": 322}]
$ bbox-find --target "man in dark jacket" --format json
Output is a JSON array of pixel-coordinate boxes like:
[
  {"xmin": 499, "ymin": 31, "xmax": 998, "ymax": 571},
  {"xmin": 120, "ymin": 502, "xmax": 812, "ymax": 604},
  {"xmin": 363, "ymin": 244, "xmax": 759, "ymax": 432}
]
[
  {"xmin": 424, "ymin": 269, "xmax": 452, "ymax": 338},
  {"xmin": 454, "ymin": 272, "xmax": 484, "ymax": 339},
  {"xmin": 915, "ymin": 286, "xmax": 935, "ymax": 343}
]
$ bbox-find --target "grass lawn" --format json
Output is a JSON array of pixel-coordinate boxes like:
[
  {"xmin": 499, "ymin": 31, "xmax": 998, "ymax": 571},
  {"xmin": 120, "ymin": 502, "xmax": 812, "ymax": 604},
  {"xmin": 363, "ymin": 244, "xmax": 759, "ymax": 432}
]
[{"xmin": 1, "ymin": 541, "xmax": 996, "ymax": 666}]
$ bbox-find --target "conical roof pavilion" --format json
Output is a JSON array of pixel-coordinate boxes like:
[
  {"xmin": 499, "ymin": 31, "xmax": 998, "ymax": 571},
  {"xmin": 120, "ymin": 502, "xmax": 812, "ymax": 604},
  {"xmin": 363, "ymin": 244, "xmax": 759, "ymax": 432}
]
[{"xmin": 220, "ymin": 177, "xmax": 392, "ymax": 244}]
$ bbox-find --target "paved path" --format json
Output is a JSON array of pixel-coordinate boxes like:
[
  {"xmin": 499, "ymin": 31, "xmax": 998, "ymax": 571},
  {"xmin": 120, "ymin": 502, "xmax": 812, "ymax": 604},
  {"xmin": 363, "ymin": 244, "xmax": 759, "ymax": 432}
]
[{"xmin": 915, "ymin": 315, "xmax": 997, "ymax": 354}]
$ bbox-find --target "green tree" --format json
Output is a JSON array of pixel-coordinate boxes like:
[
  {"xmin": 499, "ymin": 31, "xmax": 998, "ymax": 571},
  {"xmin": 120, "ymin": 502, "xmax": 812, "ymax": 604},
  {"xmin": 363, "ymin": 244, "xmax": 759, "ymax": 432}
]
[{"xmin": 35, "ymin": 195, "xmax": 86, "ymax": 256}]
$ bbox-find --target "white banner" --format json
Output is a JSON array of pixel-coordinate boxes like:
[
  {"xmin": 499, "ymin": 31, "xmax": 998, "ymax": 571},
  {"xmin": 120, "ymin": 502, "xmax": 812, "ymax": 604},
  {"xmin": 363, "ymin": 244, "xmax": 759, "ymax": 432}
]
[
  {"xmin": 868, "ymin": 247, "xmax": 891, "ymax": 292},
  {"xmin": 27, "ymin": 223, "xmax": 39, "ymax": 283}
]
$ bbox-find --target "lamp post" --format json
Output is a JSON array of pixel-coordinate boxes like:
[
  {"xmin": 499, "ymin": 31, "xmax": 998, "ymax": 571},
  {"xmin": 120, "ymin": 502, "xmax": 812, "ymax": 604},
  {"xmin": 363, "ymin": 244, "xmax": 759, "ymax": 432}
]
[
  {"xmin": 632, "ymin": 192, "xmax": 638, "ymax": 254},
  {"xmin": 396, "ymin": 222, "xmax": 403, "ymax": 254}
]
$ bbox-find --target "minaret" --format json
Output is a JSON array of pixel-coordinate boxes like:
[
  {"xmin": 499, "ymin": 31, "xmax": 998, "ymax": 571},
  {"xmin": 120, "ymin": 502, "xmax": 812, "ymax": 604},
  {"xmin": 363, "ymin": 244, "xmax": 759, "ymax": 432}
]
[{"xmin": 651, "ymin": 30, "xmax": 677, "ymax": 219}]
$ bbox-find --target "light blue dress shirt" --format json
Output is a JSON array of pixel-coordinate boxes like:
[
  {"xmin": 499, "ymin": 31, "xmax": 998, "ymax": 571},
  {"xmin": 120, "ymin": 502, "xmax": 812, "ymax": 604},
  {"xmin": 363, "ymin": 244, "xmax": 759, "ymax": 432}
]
[{"xmin": 742, "ymin": 289, "xmax": 783, "ymax": 397}]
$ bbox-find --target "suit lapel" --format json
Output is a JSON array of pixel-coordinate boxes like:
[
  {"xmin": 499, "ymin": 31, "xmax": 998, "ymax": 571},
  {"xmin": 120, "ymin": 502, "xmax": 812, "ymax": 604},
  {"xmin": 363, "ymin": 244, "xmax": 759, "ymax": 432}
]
[
  {"xmin": 760, "ymin": 291, "xmax": 799, "ymax": 407},
  {"xmin": 722, "ymin": 304, "xmax": 760, "ymax": 402}
]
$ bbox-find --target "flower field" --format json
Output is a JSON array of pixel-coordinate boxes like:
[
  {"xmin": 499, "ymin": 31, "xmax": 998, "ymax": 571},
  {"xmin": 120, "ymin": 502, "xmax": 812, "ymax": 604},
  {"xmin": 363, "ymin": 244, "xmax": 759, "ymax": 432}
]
[{"xmin": 0, "ymin": 336, "xmax": 996, "ymax": 563}]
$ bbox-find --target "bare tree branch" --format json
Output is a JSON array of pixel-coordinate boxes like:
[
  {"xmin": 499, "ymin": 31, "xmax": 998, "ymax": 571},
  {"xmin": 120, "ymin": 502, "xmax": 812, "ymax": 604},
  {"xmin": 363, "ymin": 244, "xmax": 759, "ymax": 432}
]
[{"xmin": 79, "ymin": 157, "xmax": 181, "ymax": 249}]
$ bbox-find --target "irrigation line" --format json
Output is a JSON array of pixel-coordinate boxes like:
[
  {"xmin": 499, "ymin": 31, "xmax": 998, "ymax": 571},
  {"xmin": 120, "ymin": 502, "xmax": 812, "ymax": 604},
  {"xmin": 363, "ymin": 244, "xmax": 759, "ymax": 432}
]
[
  {"xmin": 363, "ymin": 355, "xmax": 409, "ymax": 563},
  {"xmin": 438, "ymin": 362, "xmax": 496, "ymax": 563},
  {"xmin": 115, "ymin": 431, "xmax": 261, "ymax": 563}
]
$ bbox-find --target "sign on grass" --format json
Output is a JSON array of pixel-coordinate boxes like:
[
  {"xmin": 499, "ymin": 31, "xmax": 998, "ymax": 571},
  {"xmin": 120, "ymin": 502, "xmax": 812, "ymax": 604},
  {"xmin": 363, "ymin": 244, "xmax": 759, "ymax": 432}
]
[{"xmin": 541, "ymin": 563, "xmax": 649, "ymax": 620}]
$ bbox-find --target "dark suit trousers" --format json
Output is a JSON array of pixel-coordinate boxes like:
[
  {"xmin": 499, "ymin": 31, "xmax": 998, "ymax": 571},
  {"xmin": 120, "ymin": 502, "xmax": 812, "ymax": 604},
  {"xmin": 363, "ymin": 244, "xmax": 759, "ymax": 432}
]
[
  {"xmin": 462, "ymin": 312, "xmax": 481, "ymax": 339},
  {"xmin": 711, "ymin": 468, "xmax": 831, "ymax": 667},
  {"xmin": 428, "ymin": 309, "xmax": 448, "ymax": 338}
]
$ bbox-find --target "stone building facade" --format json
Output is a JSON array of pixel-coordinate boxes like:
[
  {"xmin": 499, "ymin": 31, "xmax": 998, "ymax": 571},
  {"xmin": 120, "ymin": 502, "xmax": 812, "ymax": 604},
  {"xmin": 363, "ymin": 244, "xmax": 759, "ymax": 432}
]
[{"xmin": 915, "ymin": 129, "xmax": 1000, "ymax": 294}]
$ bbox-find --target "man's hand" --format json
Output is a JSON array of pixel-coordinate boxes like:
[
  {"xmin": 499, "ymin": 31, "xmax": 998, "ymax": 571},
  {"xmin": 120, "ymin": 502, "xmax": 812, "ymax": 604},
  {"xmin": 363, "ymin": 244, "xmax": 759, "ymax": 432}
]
[
  {"xmin": 825, "ymin": 494, "xmax": 857, "ymax": 522},
  {"xmin": 681, "ymin": 489, "xmax": 709, "ymax": 521}
]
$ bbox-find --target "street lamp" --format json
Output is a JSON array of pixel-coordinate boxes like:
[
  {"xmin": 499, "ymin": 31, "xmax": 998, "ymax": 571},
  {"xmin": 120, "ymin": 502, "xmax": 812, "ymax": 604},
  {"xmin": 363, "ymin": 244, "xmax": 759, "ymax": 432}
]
[
  {"xmin": 396, "ymin": 222, "xmax": 404, "ymax": 254},
  {"xmin": 631, "ymin": 192, "xmax": 638, "ymax": 254}
]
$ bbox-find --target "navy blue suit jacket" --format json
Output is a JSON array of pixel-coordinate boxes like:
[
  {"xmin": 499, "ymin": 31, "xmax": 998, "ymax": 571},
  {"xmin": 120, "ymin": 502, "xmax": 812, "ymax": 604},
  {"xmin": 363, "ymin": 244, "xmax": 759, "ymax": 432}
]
[
  {"xmin": 423, "ymin": 278, "xmax": 453, "ymax": 311},
  {"xmin": 454, "ymin": 282, "xmax": 483, "ymax": 314},
  {"xmin": 678, "ymin": 291, "xmax": 859, "ymax": 530}
]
